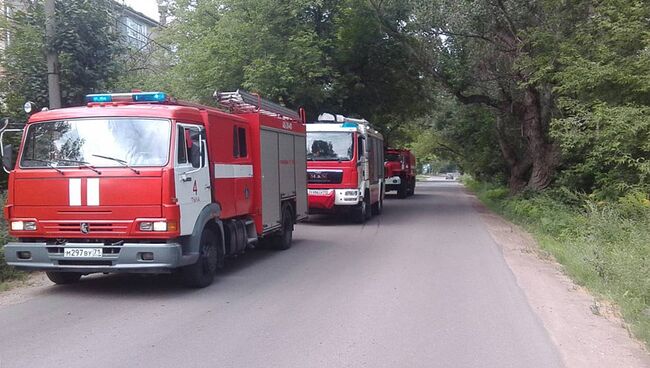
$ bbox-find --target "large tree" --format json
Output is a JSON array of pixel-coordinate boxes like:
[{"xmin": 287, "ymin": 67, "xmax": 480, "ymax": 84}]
[
  {"xmin": 371, "ymin": 0, "xmax": 561, "ymax": 191},
  {"xmin": 0, "ymin": 0, "xmax": 123, "ymax": 119},
  {"xmin": 132, "ymin": 0, "xmax": 432, "ymax": 138}
]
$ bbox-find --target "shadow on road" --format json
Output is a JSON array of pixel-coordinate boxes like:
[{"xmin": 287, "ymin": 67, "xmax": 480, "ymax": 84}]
[{"xmin": 39, "ymin": 240, "xmax": 305, "ymax": 296}]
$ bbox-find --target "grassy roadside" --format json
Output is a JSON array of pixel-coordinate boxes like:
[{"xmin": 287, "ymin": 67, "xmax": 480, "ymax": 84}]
[{"xmin": 463, "ymin": 178, "xmax": 650, "ymax": 348}]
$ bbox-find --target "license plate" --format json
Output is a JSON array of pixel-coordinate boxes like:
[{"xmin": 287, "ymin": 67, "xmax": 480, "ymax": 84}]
[
  {"xmin": 308, "ymin": 189, "xmax": 332, "ymax": 196},
  {"xmin": 63, "ymin": 248, "xmax": 103, "ymax": 258}
]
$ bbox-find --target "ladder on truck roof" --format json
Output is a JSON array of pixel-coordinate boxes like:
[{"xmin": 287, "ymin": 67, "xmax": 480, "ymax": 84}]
[{"xmin": 215, "ymin": 90, "xmax": 303, "ymax": 122}]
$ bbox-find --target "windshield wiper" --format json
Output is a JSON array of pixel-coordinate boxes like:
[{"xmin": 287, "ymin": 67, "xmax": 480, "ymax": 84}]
[
  {"xmin": 57, "ymin": 159, "xmax": 102, "ymax": 175},
  {"xmin": 92, "ymin": 154, "xmax": 140, "ymax": 174},
  {"xmin": 24, "ymin": 158, "xmax": 64, "ymax": 175}
]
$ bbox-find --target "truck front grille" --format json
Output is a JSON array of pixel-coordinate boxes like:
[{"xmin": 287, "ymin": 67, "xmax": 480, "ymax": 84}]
[
  {"xmin": 307, "ymin": 171, "xmax": 343, "ymax": 184},
  {"xmin": 41, "ymin": 222, "xmax": 130, "ymax": 235}
]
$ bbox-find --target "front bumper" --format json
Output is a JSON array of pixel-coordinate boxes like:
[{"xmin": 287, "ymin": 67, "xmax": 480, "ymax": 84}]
[
  {"xmin": 385, "ymin": 176, "xmax": 401, "ymax": 186},
  {"xmin": 308, "ymin": 189, "xmax": 360, "ymax": 211},
  {"xmin": 3, "ymin": 241, "xmax": 196, "ymax": 274}
]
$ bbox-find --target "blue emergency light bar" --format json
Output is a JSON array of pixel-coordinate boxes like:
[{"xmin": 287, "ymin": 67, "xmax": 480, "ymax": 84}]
[
  {"xmin": 341, "ymin": 122, "xmax": 359, "ymax": 128},
  {"xmin": 86, "ymin": 92, "xmax": 168, "ymax": 103}
]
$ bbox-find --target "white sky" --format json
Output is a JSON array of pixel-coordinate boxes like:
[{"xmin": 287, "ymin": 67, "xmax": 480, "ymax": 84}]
[{"xmin": 123, "ymin": 0, "xmax": 160, "ymax": 22}]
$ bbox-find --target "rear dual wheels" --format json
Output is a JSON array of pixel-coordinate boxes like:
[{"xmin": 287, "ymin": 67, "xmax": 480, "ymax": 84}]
[
  {"xmin": 182, "ymin": 227, "xmax": 220, "ymax": 288},
  {"xmin": 272, "ymin": 204, "xmax": 294, "ymax": 250}
]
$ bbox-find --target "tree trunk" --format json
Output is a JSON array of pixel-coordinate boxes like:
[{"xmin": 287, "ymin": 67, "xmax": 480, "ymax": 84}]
[
  {"xmin": 519, "ymin": 87, "xmax": 557, "ymax": 190},
  {"xmin": 495, "ymin": 115, "xmax": 531, "ymax": 192}
]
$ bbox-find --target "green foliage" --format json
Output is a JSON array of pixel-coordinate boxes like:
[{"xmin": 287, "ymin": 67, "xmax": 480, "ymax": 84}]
[
  {"xmin": 468, "ymin": 181, "xmax": 650, "ymax": 347},
  {"xmin": 531, "ymin": 0, "xmax": 650, "ymax": 197},
  {"xmin": 0, "ymin": 0, "xmax": 124, "ymax": 118},
  {"xmin": 132, "ymin": 0, "xmax": 432, "ymax": 135}
]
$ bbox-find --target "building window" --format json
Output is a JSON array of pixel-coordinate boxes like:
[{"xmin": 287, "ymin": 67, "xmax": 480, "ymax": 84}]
[{"xmin": 125, "ymin": 17, "xmax": 147, "ymax": 48}]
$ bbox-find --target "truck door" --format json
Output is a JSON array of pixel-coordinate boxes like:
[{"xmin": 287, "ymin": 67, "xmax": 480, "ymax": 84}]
[
  {"xmin": 175, "ymin": 124, "xmax": 211, "ymax": 235},
  {"xmin": 232, "ymin": 125, "xmax": 253, "ymax": 215},
  {"xmin": 357, "ymin": 134, "xmax": 368, "ymax": 188}
]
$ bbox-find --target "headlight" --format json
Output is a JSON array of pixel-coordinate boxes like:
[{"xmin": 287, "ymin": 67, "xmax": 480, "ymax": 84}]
[
  {"xmin": 139, "ymin": 222, "xmax": 153, "ymax": 231},
  {"xmin": 139, "ymin": 221, "xmax": 174, "ymax": 232},
  {"xmin": 153, "ymin": 221, "xmax": 167, "ymax": 232},
  {"xmin": 344, "ymin": 190, "xmax": 358, "ymax": 196},
  {"xmin": 11, "ymin": 221, "xmax": 37, "ymax": 231}
]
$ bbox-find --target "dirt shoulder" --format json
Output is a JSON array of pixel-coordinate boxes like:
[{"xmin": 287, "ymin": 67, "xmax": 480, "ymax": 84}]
[
  {"xmin": 469, "ymin": 191, "xmax": 650, "ymax": 368},
  {"xmin": 0, "ymin": 273, "xmax": 50, "ymax": 307}
]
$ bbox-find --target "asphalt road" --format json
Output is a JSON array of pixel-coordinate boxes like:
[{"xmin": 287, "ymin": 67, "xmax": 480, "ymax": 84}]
[{"xmin": 0, "ymin": 181, "xmax": 563, "ymax": 368}]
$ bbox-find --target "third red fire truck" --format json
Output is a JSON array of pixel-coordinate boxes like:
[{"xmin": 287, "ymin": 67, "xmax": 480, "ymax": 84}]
[
  {"xmin": 306, "ymin": 114, "xmax": 384, "ymax": 222},
  {"xmin": 384, "ymin": 148, "xmax": 416, "ymax": 198},
  {"xmin": 1, "ymin": 90, "xmax": 307, "ymax": 287}
]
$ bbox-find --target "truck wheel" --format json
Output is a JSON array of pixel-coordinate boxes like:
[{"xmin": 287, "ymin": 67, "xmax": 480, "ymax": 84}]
[
  {"xmin": 409, "ymin": 180, "xmax": 416, "ymax": 196},
  {"xmin": 46, "ymin": 271, "xmax": 82, "ymax": 285},
  {"xmin": 181, "ymin": 227, "xmax": 218, "ymax": 288},
  {"xmin": 353, "ymin": 195, "xmax": 369, "ymax": 223},
  {"xmin": 397, "ymin": 182, "xmax": 407, "ymax": 199},
  {"xmin": 272, "ymin": 205, "xmax": 294, "ymax": 250},
  {"xmin": 372, "ymin": 190, "xmax": 383, "ymax": 215},
  {"xmin": 364, "ymin": 192, "xmax": 373, "ymax": 220}
]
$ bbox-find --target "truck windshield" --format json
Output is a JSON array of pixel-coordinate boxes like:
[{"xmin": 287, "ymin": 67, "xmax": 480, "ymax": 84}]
[
  {"xmin": 20, "ymin": 118, "xmax": 171, "ymax": 168},
  {"xmin": 306, "ymin": 132, "xmax": 354, "ymax": 161},
  {"xmin": 385, "ymin": 153, "xmax": 402, "ymax": 162}
]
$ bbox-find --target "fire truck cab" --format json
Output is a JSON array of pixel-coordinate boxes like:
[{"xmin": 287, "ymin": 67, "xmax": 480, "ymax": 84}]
[
  {"xmin": 306, "ymin": 114, "xmax": 384, "ymax": 223},
  {"xmin": 1, "ymin": 90, "xmax": 307, "ymax": 287}
]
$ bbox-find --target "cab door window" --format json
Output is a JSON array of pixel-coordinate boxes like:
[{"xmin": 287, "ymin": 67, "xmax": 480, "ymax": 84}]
[{"xmin": 177, "ymin": 125, "xmax": 202, "ymax": 168}]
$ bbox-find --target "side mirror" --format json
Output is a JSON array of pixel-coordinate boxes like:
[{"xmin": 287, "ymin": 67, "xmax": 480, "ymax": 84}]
[
  {"xmin": 0, "ymin": 127, "xmax": 22, "ymax": 174},
  {"xmin": 2, "ymin": 144, "xmax": 13, "ymax": 173}
]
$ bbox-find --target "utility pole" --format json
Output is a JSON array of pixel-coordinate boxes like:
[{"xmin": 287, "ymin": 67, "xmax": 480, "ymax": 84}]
[{"xmin": 45, "ymin": 0, "xmax": 61, "ymax": 109}]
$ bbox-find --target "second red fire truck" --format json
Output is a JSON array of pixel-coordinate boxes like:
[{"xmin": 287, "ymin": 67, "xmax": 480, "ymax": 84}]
[
  {"xmin": 306, "ymin": 113, "xmax": 384, "ymax": 222},
  {"xmin": 1, "ymin": 90, "xmax": 307, "ymax": 287}
]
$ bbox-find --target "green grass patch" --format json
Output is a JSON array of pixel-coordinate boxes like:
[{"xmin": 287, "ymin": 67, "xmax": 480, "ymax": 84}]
[{"xmin": 463, "ymin": 178, "xmax": 650, "ymax": 348}]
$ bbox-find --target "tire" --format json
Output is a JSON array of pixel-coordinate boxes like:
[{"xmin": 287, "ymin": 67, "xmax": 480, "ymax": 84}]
[
  {"xmin": 181, "ymin": 227, "xmax": 219, "ymax": 288},
  {"xmin": 397, "ymin": 181, "xmax": 407, "ymax": 199},
  {"xmin": 372, "ymin": 189, "xmax": 383, "ymax": 216},
  {"xmin": 46, "ymin": 271, "xmax": 82, "ymax": 285},
  {"xmin": 364, "ymin": 192, "xmax": 372, "ymax": 220},
  {"xmin": 407, "ymin": 179, "xmax": 415, "ymax": 196},
  {"xmin": 272, "ymin": 205, "xmax": 294, "ymax": 250},
  {"xmin": 352, "ymin": 197, "xmax": 370, "ymax": 224}
]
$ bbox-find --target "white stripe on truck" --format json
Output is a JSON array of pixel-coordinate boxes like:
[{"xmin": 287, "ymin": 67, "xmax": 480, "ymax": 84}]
[
  {"xmin": 69, "ymin": 178, "xmax": 81, "ymax": 206},
  {"xmin": 214, "ymin": 164, "xmax": 253, "ymax": 179},
  {"xmin": 214, "ymin": 164, "xmax": 254, "ymax": 179},
  {"xmin": 87, "ymin": 178, "xmax": 100, "ymax": 206}
]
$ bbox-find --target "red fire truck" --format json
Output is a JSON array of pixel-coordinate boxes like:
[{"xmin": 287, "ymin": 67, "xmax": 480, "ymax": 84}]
[
  {"xmin": 306, "ymin": 113, "xmax": 384, "ymax": 222},
  {"xmin": 384, "ymin": 148, "xmax": 416, "ymax": 198},
  {"xmin": 1, "ymin": 90, "xmax": 307, "ymax": 287}
]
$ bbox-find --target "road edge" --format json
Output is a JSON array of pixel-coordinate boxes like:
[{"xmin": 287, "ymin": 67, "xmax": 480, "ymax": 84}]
[{"xmin": 466, "ymin": 189, "xmax": 650, "ymax": 368}]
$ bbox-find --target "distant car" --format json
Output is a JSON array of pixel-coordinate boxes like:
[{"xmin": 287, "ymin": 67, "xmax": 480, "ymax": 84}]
[{"xmin": 445, "ymin": 173, "xmax": 454, "ymax": 180}]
